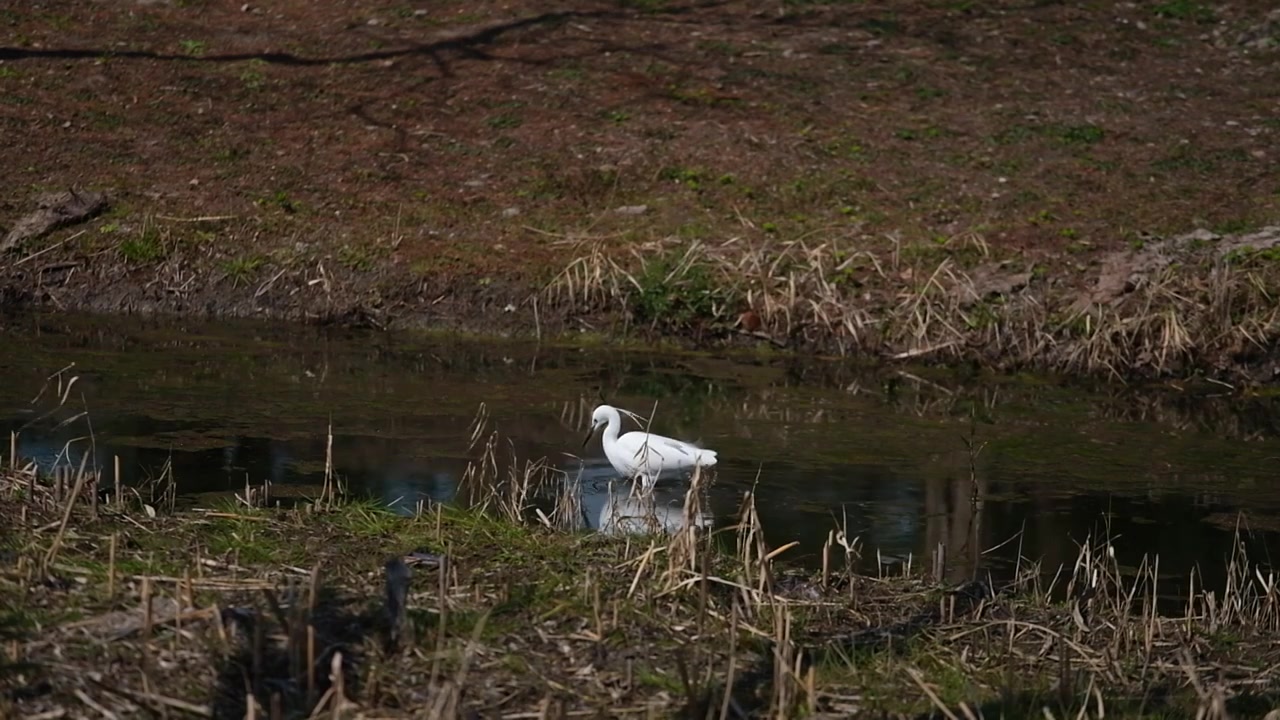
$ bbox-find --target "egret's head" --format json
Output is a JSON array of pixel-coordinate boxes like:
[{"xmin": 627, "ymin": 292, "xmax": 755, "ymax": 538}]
[
  {"xmin": 589, "ymin": 405, "xmax": 611, "ymax": 429},
  {"xmin": 583, "ymin": 405, "xmax": 612, "ymax": 447}
]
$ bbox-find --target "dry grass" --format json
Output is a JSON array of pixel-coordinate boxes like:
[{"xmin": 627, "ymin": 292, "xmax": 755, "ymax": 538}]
[
  {"xmin": 3, "ymin": 406, "xmax": 1280, "ymax": 719},
  {"xmin": 545, "ymin": 226, "xmax": 1280, "ymax": 383}
]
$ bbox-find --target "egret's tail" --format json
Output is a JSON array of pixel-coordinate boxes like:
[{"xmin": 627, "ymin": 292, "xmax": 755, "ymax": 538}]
[{"xmin": 697, "ymin": 449, "xmax": 718, "ymax": 467}]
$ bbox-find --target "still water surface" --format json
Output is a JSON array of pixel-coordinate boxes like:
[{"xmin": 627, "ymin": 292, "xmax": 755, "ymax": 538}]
[{"xmin": 2, "ymin": 312, "xmax": 1279, "ymax": 600}]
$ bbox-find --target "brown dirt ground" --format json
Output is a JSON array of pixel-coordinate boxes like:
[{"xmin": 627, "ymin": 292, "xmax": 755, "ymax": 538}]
[{"xmin": 1, "ymin": 0, "xmax": 1278, "ymax": 369}]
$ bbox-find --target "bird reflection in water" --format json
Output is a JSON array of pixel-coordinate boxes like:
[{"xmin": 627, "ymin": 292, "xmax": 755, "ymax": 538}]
[{"xmin": 562, "ymin": 458, "xmax": 713, "ymax": 537}]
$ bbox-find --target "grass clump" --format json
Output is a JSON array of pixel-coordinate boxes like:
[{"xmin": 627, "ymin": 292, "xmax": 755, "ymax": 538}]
[
  {"xmin": 219, "ymin": 254, "xmax": 264, "ymax": 286},
  {"xmin": 630, "ymin": 245, "xmax": 735, "ymax": 330},
  {"xmin": 119, "ymin": 228, "xmax": 166, "ymax": 263}
]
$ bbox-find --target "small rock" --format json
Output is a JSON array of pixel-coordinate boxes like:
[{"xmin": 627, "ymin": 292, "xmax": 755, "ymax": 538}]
[
  {"xmin": 951, "ymin": 261, "xmax": 1032, "ymax": 306},
  {"xmin": 1182, "ymin": 228, "xmax": 1221, "ymax": 244},
  {"xmin": 1213, "ymin": 225, "xmax": 1280, "ymax": 261},
  {"xmin": 613, "ymin": 205, "xmax": 649, "ymax": 215},
  {"xmin": 1, "ymin": 189, "xmax": 110, "ymax": 253},
  {"xmin": 501, "ymin": 207, "xmax": 521, "ymax": 218}
]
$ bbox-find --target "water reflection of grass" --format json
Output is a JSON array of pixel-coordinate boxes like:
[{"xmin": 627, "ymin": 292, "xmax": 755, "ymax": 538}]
[
  {"xmin": 5, "ymin": 424, "xmax": 1280, "ymax": 718},
  {"xmin": 3, "ymin": 314, "xmax": 1279, "ymax": 517}
]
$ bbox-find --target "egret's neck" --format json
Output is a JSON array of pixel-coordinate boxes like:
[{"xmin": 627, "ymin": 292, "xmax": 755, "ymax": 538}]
[{"xmin": 602, "ymin": 407, "xmax": 622, "ymax": 443}]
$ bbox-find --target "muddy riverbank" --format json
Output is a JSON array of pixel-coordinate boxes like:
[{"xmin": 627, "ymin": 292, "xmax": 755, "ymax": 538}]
[
  {"xmin": 5, "ymin": 217, "xmax": 1280, "ymax": 387},
  {"xmin": 2, "ymin": 0, "xmax": 1279, "ymax": 383}
]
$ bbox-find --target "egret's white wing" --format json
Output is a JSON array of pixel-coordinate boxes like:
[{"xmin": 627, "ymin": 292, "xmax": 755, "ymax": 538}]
[
  {"xmin": 621, "ymin": 432, "xmax": 715, "ymax": 470},
  {"xmin": 622, "ymin": 432, "xmax": 682, "ymax": 458},
  {"xmin": 651, "ymin": 434, "xmax": 716, "ymax": 460}
]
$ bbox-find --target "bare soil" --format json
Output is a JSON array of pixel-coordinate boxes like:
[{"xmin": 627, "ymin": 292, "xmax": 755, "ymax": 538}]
[{"xmin": 1, "ymin": 0, "xmax": 1278, "ymax": 377}]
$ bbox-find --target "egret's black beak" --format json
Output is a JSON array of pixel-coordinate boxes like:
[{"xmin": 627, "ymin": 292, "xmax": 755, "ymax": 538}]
[{"xmin": 582, "ymin": 423, "xmax": 596, "ymax": 448}]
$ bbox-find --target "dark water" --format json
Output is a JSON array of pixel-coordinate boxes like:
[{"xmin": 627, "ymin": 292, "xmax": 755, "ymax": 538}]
[{"xmin": 3, "ymin": 311, "xmax": 1280, "ymax": 600}]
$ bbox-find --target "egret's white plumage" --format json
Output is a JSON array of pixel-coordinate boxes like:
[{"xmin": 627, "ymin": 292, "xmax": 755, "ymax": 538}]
[{"xmin": 583, "ymin": 404, "xmax": 718, "ymax": 485}]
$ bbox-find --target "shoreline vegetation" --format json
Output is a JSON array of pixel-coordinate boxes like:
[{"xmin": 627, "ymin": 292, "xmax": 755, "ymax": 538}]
[
  {"xmin": 543, "ymin": 224, "xmax": 1280, "ymax": 385},
  {"xmin": 6, "ymin": 216, "xmax": 1280, "ymax": 388},
  {"xmin": 4, "ymin": 412, "xmax": 1280, "ymax": 718}
]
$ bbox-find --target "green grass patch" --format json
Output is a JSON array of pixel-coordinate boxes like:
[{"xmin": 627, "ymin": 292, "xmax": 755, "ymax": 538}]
[
  {"xmin": 119, "ymin": 228, "xmax": 166, "ymax": 263},
  {"xmin": 630, "ymin": 248, "xmax": 735, "ymax": 328},
  {"xmin": 1153, "ymin": 0, "xmax": 1215, "ymax": 22}
]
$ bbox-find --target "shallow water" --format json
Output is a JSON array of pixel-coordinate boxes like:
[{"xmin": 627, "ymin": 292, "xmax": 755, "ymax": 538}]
[{"xmin": 3, "ymin": 311, "xmax": 1279, "ymax": 600}]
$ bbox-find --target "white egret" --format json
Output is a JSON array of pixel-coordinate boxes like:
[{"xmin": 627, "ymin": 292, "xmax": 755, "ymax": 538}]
[{"xmin": 582, "ymin": 404, "xmax": 718, "ymax": 486}]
